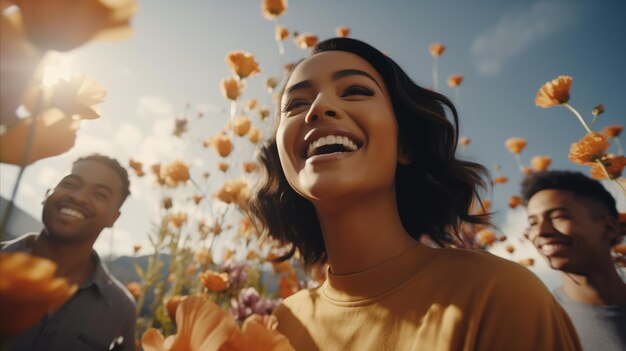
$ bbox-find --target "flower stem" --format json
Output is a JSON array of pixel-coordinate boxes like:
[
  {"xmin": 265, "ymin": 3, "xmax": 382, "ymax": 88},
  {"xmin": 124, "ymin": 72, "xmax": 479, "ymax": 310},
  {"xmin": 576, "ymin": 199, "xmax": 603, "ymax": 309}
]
[
  {"xmin": 563, "ymin": 102, "xmax": 592, "ymax": 133},
  {"xmin": 595, "ymin": 159, "xmax": 626, "ymax": 195},
  {"xmin": 514, "ymin": 153, "xmax": 525, "ymax": 173},
  {"xmin": 432, "ymin": 58, "xmax": 439, "ymax": 91}
]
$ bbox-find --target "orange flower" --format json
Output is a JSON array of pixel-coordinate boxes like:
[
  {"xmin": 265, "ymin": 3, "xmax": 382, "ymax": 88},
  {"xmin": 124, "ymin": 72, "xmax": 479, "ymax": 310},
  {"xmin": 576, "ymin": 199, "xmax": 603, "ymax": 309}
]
[
  {"xmin": 244, "ymin": 98, "xmax": 258, "ymax": 111},
  {"xmin": 517, "ymin": 258, "xmax": 534, "ymax": 267},
  {"xmin": 521, "ymin": 167, "xmax": 533, "ymax": 177},
  {"xmin": 141, "ymin": 295, "xmax": 238, "ymax": 351},
  {"xmin": 168, "ymin": 212, "xmax": 188, "ymax": 228},
  {"xmin": 0, "ymin": 252, "xmax": 77, "ymax": 336},
  {"xmin": 226, "ymin": 51, "xmax": 260, "ymax": 79},
  {"xmin": 278, "ymin": 275, "xmax": 299, "ymax": 299},
  {"xmin": 216, "ymin": 178, "xmax": 250, "ymax": 208},
  {"xmin": 205, "ymin": 132, "xmax": 233, "ymax": 158},
  {"xmin": 459, "ymin": 136, "xmax": 471, "ymax": 145},
  {"xmin": 505, "ymin": 137, "xmax": 527, "ymax": 154},
  {"xmin": 133, "ymin": 244, "xmax": 142, "ymax": 254},
  {"xmin": 601, "ymin": 125, "xmax": 624, "ymax": 138},
  {"xmin": 568, "ymin": 132, "xmax": 609, "ymax": 165},
  {"xmin": 13, "ymin": 0, "xmax": 137, "ymax": 52},
  {"xmin": 0, "ymin": 109, "xmax": 80, "ymax": 166},
  {"xmin": 275, "ymin": 25, "xmax": 289, "ymax": 41},
  {"xmin": 429, "ymin": 43, "xmax": 445, "ymax": 57},
  {"xmin": 335, "ymin": 26, "xmax": 350, "ymax": 37},
  {"xmin": 265, "ymin": 78, "xmax": 278, "ymax": 91},
  {"xmin": 129, "ymin": 158, "xmax": 145, "ymax": 177},
  {"xmin": 225, "ymin": 314, "xmax": 295, "ymax": 351},
  {"xmin": 446, "ymin": 74, "xmax": 464, "ymax": 88},
  {"xmin": 492, "ymin": 176, "xmax": 508, "ymax": 185},
  {"xmin": 221, "ymin": 77, "xmax": 243, "ymax": 101},
  {"xmin": 508, "ymin": 196, "xmax": 522, "ymax": 209},
  {"xmin": 505, "ymin": 245, "xmax": 515, "ymax": 254},
  {"xmin": 192, "ymin": 195, "xmax": 203, "ymax": 205},
  {"xmin": 590, "ymin": 155, "xmax": 626, "ymax": 180},
  {"xmin": 267, "ymin": 253, "xmax": 292, "ymax": 274},
  {"xmin": 258, "ymin": 108, "xmax": 270, "ymax": 120},
  {"xmin": 160, "ymin": 160, "xmax": 190, "ymax": 187},
  {"xmin": 613, "ymin": 243, "xmax": 626, "ymax": 255},
  {"xmin": 126, "ymin": 282, "xmax": 141, "ymax": 300},
  {"xmin": 163, "ymin": 295, "xmax": 187, "ymax": 322},
  {"xmin": 531, "ymin": 155, "xmax": 552, "ymax": 171},
  {"xmin": 535, "ymin": 75, "xmax": 572, "ymax": 108},
  {"xmin": 233, "ymin": 115, "xmax": 252, "ymax": 137},
  {"xmin": 161, "ymin": 196, "xmax": 173, "ymax": 210},
  {"xmin": 261, "ymin": 0, "xmax": 288, "ymax": 20},
  {"xmin": 476, "ymin": 229, "xmax": 497, "ymax": 246},
  {"xmin": 199, "ymin": 271, "xmax": 229, "ymax": 292},
  {"xmin": 247, "ymin": 127, "xmax": 262, "ymax": 144},
  {"xmin": 592, "ymin": 104, "xmax": 605, "ymax": 116},
  {"xmin": 243, "ymin": 162, "xmax": 259, "ymax": 173},
  {"xmin": 218, "ymin": 162, "xmax": 229, "ymax": 172},
  {"xmin": 294, "ymin": 33, "xmax": 318, "ymax": 49}
]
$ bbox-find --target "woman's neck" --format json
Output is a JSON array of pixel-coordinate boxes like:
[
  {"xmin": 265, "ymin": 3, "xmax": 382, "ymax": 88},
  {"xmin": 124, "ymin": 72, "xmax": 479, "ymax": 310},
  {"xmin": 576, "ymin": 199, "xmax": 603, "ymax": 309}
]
[{"xmin": 315, "ymin": 190, "xmax": 419, "ymax": 275}]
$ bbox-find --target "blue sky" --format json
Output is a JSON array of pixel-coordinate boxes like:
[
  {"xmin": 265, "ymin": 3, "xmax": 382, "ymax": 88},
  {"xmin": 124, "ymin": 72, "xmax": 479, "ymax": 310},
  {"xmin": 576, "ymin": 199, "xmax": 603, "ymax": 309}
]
[{"xmin": 1, "ymin": 0, "xmax": 625, "ymax": 288}]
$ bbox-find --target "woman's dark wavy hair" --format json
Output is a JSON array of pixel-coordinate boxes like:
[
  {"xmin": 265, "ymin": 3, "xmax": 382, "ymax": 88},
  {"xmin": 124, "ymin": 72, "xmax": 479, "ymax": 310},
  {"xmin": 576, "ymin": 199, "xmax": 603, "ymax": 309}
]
[{"xmin": 248, "ymin": 37, "xmax": 489, "ymax": 266}]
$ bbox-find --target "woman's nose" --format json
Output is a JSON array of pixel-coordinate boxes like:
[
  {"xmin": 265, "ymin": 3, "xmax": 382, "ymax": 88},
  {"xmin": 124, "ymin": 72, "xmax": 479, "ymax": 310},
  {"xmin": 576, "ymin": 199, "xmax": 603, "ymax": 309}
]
[{"xmin": 305, "ymin": 94, "xmax": 338, "ymax": 124}]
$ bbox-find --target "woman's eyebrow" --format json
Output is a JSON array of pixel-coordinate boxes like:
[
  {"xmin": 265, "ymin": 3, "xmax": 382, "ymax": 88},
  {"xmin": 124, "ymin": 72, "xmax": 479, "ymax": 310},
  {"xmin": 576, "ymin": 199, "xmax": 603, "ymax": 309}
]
[
  {"xmin": 332, "ymin": 69, "xmax": 382, "ymax": 90},
  {"xmin": 285, "ymin": 80, "xmax": 313, "ymax": 95}
]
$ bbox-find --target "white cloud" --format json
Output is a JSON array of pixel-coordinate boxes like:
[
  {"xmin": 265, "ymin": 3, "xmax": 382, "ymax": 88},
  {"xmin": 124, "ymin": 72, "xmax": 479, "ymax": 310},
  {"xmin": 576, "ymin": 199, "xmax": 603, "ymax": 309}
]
[
  {"xmin": 136, "ymin": 95, "xmax": 173, "ymax": 119},
  {"xmin": 94, "ymin": 228, "xmax": 148, "ymax": 258},
  {"xmin": 113, "ymin": 122, "xmax": 144, "ymax": 152},
  {"xmin": 35, "ymin": 167, "xmax": 62, "ymax": 188},
  {"xmin": 471, "ymin": 2, "xmax": 576, "ymax": 75}
]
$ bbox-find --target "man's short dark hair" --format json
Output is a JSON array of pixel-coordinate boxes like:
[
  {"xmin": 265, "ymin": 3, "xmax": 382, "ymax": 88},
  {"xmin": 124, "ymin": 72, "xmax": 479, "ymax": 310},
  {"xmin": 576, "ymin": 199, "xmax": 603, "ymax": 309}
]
[
  {"xmin": 521, "ymin": 170, "xmax": 618, "ymax": 219},
  {"xmin": 73, "ymin": 154, "xmax": 131, "ymax": 204}
]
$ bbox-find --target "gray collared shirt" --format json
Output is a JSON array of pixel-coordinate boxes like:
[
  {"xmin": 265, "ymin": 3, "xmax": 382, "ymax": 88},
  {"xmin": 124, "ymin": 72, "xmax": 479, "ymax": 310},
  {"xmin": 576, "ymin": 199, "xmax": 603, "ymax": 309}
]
[{"xmin": 1, "ymin": 234, "xmax": 136, "ymax": 351}]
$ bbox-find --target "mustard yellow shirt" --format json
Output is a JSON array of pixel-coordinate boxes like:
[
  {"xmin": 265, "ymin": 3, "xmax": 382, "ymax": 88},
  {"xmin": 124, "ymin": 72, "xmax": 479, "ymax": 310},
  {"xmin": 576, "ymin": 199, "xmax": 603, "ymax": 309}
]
[{"xmin": 274, "ymin": 245, "xmax": 581, "ymax": 351}]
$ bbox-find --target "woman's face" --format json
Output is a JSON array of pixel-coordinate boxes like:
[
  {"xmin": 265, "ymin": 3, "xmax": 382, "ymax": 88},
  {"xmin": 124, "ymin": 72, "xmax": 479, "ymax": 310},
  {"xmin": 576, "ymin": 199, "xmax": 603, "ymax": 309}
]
[{"xmin": 277, "ymin": 51, "xmax": 401, "ymax": 201}]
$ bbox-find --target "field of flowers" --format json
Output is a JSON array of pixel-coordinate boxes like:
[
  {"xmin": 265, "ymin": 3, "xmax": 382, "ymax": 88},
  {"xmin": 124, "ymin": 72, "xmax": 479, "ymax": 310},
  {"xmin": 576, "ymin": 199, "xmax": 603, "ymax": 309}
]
[{"xmin": 1, "ymin": 0, "xmax": 624, "ymax": 350}]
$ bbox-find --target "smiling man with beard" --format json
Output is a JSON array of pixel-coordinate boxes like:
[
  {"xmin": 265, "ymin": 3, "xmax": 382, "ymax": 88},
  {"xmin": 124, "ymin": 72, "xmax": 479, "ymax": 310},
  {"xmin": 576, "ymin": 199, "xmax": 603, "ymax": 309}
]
[
  {"xmin": 522, "ymin": 170, "xmax": 626, "ymax": 351},
  {"xmin": 1, "ymin": 154, "xmax": 136, "ymax": 351}
]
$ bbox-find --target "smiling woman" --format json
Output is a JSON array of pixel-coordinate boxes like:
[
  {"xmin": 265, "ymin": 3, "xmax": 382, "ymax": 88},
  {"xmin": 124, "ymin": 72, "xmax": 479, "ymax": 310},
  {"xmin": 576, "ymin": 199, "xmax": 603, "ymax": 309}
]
[{"xmin": 248, "ymin": 37, "xmax": 582, "ymax": 350}]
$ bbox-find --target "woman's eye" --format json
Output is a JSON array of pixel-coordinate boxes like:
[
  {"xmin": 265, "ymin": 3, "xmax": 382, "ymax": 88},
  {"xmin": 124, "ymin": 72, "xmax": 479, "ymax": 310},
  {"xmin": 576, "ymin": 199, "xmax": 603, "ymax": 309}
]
[
  {"xmin": 342, "ymin": 84, "xmax": 374, "ymax": 97},
  {"xmin": 282, "ymin": 99, "xmax": 310, "ymax": 113}
]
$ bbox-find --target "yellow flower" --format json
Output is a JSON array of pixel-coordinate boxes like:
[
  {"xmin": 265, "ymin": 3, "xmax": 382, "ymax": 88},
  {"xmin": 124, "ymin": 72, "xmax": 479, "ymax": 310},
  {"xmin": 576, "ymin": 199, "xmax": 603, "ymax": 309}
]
[
  {"xmin": 429, "ymin": 43, "xmax": 445, "ymax": 57},
  {"xmin": 160, "ymin": 160, "xmax": 190, "ymax": 187},
  {"xmin": 265, "ymin": 77, "xmax": 278, "ymax": 91},
  {"xmin": 335, "ymin": 26, "xmax": 351, "ymax": 37},
  {"xmin": 601, "ymin": 124, "xmax": 623, "ymax": 138},
  {"xmin": 199, "ymin": 271, "xmax": 229, "ymax": 292},
  {"xmin": 194, "ymin": 248, "xmax": 212, "ymax": 266},
  {"xmin": 505, "ymin": 137, "xmax": 527, "ymax": 154},
  {"xmin": 12, "ymin": 0, "xmax": 137, "ymax": 52},
  {"xmin": 535, "ymin": 75, "xmax": 572, "ymax": 108},
  {"xmin": 258, "ymin": 108, "xmax": 270, "ymax": 120},
  {"xmin": 592, "ymin": 104, "xmax": 605, "ymax": 116},
  {"xmin": 590, "ymin": 155, "xmax": 626, "ymax": 180},
  {"xmin": 216, "ymin": 178, "xmax": 250, "ymax": 208},
  {"xmin": 204, "ymin": 132, "xmax": 233, "ymax": 158},
  {"xmin": 568, "ymin": 132, "xmax": 609, "ymax": 165},
  {"xmin": 530, "ymin": 155, "xmax": 552, "ymax": 171},
  {"xmin": 221, "ymin": 77, "xmax": 243, "ymax": 101},
  {"xmin": 294, "ymin": 33, "xmax": 318, "ymax": 49},
  {"xmin": 226, "ymin": 51, "xmax": 260, "ymax": 79},
  {"xmin": 142, "ymin": 295, "xmax": 238, "ymax": 351},
  {"xmin": 247, "ymin": 127, "xmax": 262, "ymax": 144},
  {"xmin": 243, "ymin": 162, "xmax": 259, "ymax": 173},
  {"xmin": 126, "ymin": 282, "xmax": 141, "ymax": 301},
  {"xmin": 0, "ymin": 109, "xmax": 80, "ymax": 166},
  {"xmin": 275, "ymin": 25, "xmax": 289, "ymax": 41},
  {"xmin": 161, "ymin": 196, "xmax": 173, "ymax": 210},
  {"xmin": 262, "ymin": 0, "xmax": 288, "ymax": 20},
  {"xmin": 508, "ymin": 196, "xmax": 522, "ymax": 209},
  {"xmin": 505, "ymin": 245, "xmax": 515, "ymax": 254},
  {"xmin": 446, "ymin": 74, "xmax": 464, "ymax": 88},
  {"xmin": 0, "ymin": 252, "xmax": 77, "ymax": 336},
  {"xmin": 218, "ymin": 162, "xmax": 229, "ymax": 172},
  {"xmin": 517, "ymin": 258, "xmax": 534, "ymax": 267}
]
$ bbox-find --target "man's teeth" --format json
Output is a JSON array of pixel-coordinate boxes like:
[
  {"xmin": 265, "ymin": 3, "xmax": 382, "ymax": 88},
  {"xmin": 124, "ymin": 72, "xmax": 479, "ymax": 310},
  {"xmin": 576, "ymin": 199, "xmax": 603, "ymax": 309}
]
[
  {"xmin": 307, "ymin": 135, "xmax": 358, "ymax": 157},
  {"xmin": 540, "ymin": 243, "xmax": 566, "ymax": 255},
  {"xmin": 60, "ymin": 208, "xmax": 85, "ymax": 219}
]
